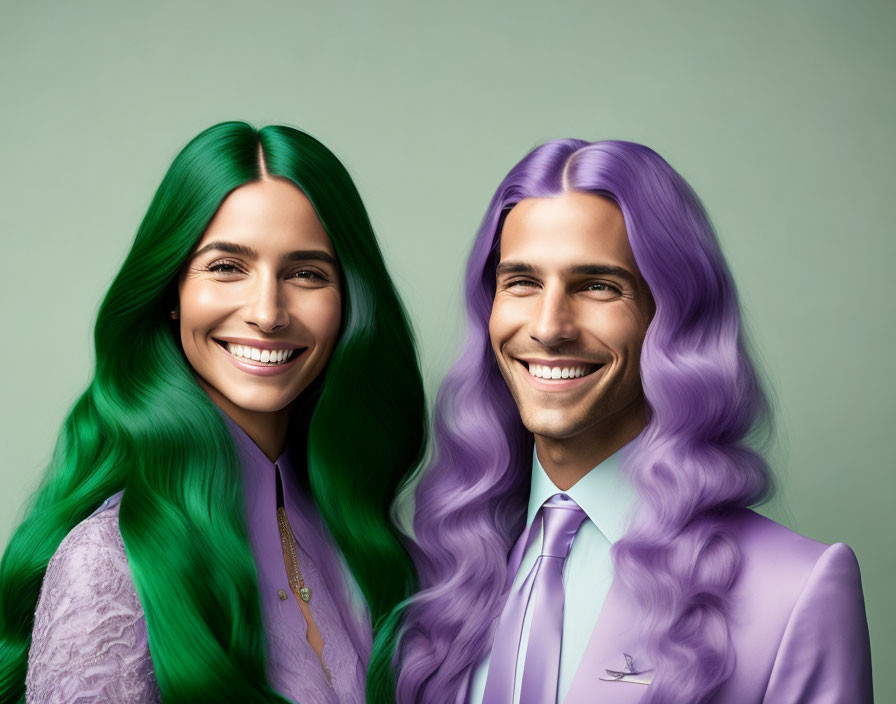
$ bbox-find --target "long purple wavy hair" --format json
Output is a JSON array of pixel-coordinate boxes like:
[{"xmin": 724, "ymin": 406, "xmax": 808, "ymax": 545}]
[{"xmin": 396, "ymin": 140, "xmax": 774, "ymax": 704}]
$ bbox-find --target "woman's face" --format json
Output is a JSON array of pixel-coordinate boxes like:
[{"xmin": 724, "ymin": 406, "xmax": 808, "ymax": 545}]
[{"xmin": 177, "ymin": 178, "xmax": 342, "ymax": 431}]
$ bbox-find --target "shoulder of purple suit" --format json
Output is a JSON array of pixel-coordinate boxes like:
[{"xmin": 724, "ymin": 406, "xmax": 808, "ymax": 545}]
[
  {"xmin": 721, "ymin": 508, "xmax": 863, "ymax": 608},
  {"xmin": 25, "ymin": 492, "xmax": 161, "ymax": 704},
  {"xmin": 713, "ymin": 509, "xmax": 872, "ymax": 702},
  {"xmin": 725, "ymin": 508, "xmax": 831, "ymax": 582}
]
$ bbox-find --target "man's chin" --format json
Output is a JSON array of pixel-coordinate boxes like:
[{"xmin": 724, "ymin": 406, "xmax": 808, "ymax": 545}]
[{"xmin": 519, "ymin": 411, "xmax": 591, "ymax": 441}]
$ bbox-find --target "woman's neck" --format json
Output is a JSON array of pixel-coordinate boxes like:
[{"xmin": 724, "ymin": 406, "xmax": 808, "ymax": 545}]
[{"xmin": 198, "ymin": 380, "xmax": 292, "ymax": 461}]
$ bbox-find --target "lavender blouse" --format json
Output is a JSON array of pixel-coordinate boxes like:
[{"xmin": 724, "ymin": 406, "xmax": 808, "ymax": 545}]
[{"xmin": 25, "ymin": 415, "xmax": 372, "ymax": 703}]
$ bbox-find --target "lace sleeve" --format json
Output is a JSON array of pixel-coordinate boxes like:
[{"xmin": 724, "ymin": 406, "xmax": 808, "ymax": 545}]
[{"xmin": 25, "ymin": 502, "xmax": 161, "ymax": 704}]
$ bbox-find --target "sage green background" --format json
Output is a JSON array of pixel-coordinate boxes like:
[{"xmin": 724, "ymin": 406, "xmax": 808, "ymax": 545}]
[{"xmin": 1, "ymin": 0, "xmax": 893, "ymax": 697}]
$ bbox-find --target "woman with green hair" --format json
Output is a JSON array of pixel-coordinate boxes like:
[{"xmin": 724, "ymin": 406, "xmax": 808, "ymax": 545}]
[{"xmin": 0, "ymin": 122, "xmax": 425, "ymax": 703}]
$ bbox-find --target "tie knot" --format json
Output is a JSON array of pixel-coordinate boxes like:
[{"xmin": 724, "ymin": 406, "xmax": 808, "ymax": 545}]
[{"xmin": 540, "ymin": 494, "xmax": 587, "ymax": 559}]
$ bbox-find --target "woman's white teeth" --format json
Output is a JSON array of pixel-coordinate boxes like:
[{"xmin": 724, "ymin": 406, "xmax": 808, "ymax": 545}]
[
  {"xmin": 526, "ymin": 363, "xmax": 596, "ymax": 380},
  {"xmin": 226, "ymin": 343, "xmax": 296, "ymax": 364}
]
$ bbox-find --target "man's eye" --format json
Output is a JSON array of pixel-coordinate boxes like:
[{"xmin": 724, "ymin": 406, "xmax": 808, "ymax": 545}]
[
  {"xmin": 507, "ymin": 279, "xmax": 537, "ymax": 288},
  {"xmin": 587, "ymin": 282, "xmax": 621, "ymax": 295}
]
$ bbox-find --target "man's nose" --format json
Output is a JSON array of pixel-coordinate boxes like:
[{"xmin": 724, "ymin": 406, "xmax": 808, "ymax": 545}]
[
  {"xmin": 245, "ymin": 275, "xmax": 289, "ymax": 332},
  {"xmin": 529, "ymin": 286, "xmax": 578, "ymax": 347}
]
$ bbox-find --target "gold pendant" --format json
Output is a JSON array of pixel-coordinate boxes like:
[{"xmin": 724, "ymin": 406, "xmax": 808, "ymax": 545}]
[{"xmin": 300, "ymin": 586, "xmax": 311, "ymax": 602}]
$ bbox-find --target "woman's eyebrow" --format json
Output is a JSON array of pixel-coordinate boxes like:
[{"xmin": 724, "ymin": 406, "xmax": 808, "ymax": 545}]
[
  {"xmin": 283, "ymin": 250, "xmax": 338, "ymax": 265},
  {"xmin": 191, "ymin": 241, "xmax": 256, "ymax": 258},
  {"xmin": 190, "ymin": 241, "xmax": 337, "ymax": 265}
]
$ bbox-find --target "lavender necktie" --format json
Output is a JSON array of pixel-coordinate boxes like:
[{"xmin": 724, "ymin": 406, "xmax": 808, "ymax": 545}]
[{"xmin": 482, "ymin": 493, "xmax": 587, "ymax": 704}]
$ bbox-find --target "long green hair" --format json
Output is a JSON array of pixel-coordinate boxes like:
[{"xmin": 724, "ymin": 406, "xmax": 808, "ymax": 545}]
[{"xmin": 0, "ymin": 122, "xmax": 425, "ymax": 703}]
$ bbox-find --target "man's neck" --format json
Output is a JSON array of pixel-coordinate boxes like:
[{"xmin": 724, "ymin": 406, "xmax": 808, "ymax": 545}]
[{"xmin": 534, "ymin": 409, "xmax": 646, "ymax": 491}]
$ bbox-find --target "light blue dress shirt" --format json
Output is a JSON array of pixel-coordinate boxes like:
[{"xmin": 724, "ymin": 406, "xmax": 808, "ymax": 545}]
[{"xmin": 469, "ymin": 446, "xmax": 638, "ymax": 704}]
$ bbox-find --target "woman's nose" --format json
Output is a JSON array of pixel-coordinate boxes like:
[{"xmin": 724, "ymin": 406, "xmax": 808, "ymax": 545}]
[{"xmin": 245, "ymin": 276, "xmax": 289, "ymax": 332}]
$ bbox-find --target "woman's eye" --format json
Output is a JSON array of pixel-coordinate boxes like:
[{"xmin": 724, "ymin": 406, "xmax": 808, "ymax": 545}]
[
  {"xmin": 290, "ymin": 269, "xmax": 327, "ymax": 282},
  {"xmin": 208, "ymin": 261, "xmax": 241, "ymax": 274}
]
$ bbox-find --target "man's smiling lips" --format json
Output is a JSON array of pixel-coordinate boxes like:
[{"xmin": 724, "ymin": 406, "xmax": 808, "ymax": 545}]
[{"xmin": 513, "ymin": 356, "xmax": 605, "ymax": 390}]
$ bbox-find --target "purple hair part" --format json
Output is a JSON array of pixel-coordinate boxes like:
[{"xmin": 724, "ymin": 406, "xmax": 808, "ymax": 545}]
[{"xmin": 397, "ymin": 140, "xmax": 773, "ymax": 704}]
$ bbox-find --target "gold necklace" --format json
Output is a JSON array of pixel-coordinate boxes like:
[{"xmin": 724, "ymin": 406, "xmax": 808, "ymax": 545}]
[
  {"xmin": 276, "ymin": 504, "xmax": 333, "ymax": 687},
  {"xmin": 277, "ymin": 505, "xmax": 311, "ymax": 602}
]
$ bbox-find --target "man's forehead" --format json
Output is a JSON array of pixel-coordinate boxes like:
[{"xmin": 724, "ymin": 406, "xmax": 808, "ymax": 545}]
[{"xmin": 504, "ymin": 191, "xmax": 624, "ymax": 231}]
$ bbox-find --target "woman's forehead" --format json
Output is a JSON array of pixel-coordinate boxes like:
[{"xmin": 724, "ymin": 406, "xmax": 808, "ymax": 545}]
[{"xmin": 196, "ymin": 179, "xmax": 334, "ymax": 256}]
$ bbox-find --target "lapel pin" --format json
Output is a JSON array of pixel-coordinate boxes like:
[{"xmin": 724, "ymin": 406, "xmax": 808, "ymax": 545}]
[{"xmin": 599, "ymin": 653, "xmax": 654, "ymax": 685}]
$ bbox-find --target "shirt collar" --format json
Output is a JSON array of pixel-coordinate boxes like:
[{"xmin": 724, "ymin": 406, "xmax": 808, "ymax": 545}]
[
  {"xmin": 526, "ymin": 442, "xmax": 638, "ymax": 544},
  {"xmin": 217, "ymin": 410, "xmax": 299, "ymax": 494},
  {"xmin": 215, "ymin": 407, "xmax": 374, "ymax": 655}
]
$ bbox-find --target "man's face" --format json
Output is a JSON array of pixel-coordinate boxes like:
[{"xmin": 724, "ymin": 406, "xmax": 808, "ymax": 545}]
[{"xmin": 488, "ymin": 191, "xmax": 654, "ymax": 445}]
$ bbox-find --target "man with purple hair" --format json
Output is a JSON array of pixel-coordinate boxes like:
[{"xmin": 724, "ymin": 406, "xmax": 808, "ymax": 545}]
[{"xmin": 393, "ymin": 140, "xmax": 872, "ymax": 703}]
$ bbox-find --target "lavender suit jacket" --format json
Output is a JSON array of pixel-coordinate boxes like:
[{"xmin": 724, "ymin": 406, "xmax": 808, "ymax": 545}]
[{"xmin": 561, "ymin": 509, "xmax": 872, "ymax": 703}]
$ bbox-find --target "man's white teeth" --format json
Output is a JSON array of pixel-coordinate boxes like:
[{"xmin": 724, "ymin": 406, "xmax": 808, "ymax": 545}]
[
  {"xmin": 226, "ymin": 343, "xmax": 296, "ymax": 365},
  {"xmin": 526, "ymin": 363, "xmax": 595, "ymax": 380}
]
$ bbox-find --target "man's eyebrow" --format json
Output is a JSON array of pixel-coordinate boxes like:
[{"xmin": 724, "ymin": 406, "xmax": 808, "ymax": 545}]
[
  {"xmin": 495, "ymin": 261, "xmax": 638, "ymax": 285},
  {"xmin": 190, "ymin": 241, "xmax": 337, "ymax": 266},
  {"xmin": 495, "ymin": 262, "xmax": 537, "ymax": 276},
  {"xmin": 569, "ymin": 264, "xmax": 638, "ymax": 285}
]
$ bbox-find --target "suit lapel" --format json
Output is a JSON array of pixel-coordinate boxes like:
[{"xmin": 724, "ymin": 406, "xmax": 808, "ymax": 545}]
[{"xmin": 564, "ymin": 577, "xmax": 651, "ymax": 704}]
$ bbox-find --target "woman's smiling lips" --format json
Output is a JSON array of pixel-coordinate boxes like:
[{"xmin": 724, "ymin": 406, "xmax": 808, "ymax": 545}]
[
  {"xmin": 214, "ymin": 338, "xmax": 308, "ymax": 376},
  {"xmin": 515, "ymin": 356, "xmax": 605, "ymax": 391}
]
